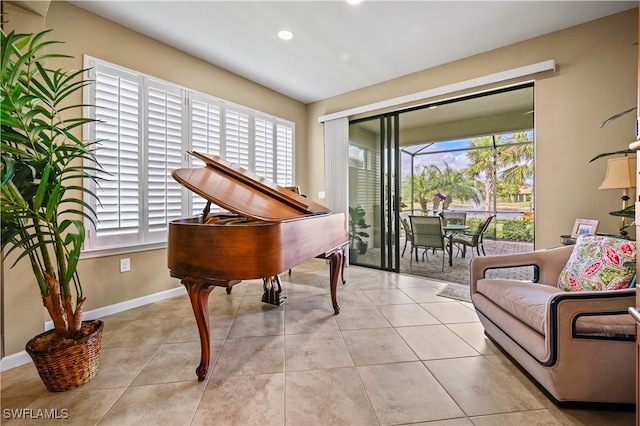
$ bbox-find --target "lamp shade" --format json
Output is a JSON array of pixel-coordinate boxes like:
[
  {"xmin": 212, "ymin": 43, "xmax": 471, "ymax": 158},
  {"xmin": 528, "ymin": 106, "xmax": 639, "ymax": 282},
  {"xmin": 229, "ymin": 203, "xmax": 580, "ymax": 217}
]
[{"xmin": 599, "ymin": 156, "xmax": 637, "ymax": 190}]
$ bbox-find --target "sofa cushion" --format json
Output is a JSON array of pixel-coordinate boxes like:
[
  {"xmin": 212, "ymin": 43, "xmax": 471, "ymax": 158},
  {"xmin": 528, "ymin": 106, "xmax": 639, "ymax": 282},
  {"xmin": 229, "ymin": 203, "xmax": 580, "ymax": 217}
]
[
  {"xmin": 477, "ymin": 279, "xmax": 563, "ymax": 334},
  {"xmin": 557, "ymin": 235, "xmax": 636, "ymax": 292}
]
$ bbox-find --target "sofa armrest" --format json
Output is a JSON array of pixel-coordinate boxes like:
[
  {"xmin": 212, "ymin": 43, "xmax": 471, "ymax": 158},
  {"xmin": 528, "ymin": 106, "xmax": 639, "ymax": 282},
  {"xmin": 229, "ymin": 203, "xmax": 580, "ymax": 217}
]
[
  {"xmin": 539, "ymin": 289, "xmax": 637, "ymax": 366},
  {"xmin": 470, "ymin": 245, "xmax": 574, "ymax": 293},
  {"xmin": 550, "ymin": 289, "xmax": 636, "ymax": 334}
]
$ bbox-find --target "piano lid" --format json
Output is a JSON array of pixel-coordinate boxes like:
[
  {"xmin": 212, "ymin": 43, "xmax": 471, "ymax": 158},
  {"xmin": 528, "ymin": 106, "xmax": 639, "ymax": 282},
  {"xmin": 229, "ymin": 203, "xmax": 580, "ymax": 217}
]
[{"xmin": 171, "ymin": 152, "xmax": 331, "ymax": 222}]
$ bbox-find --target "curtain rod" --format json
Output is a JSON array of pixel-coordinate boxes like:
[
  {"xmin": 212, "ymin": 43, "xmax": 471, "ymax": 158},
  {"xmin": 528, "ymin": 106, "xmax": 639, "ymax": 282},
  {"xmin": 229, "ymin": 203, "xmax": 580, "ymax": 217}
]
[{"xmin": 318, "ymin": 59, "xmax": 556, "ymax": 123}]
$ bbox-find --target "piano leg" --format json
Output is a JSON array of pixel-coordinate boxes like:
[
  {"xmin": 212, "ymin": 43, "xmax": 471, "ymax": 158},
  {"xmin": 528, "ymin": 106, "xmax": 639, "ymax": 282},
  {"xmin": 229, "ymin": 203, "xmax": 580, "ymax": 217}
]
[
  {"xmin": 327, "ymin": 247, "xmax": 345, "ymax": 315},
  {"xmin": 181, "ymin": 277, "xmax": 240, "ymax": 381}
]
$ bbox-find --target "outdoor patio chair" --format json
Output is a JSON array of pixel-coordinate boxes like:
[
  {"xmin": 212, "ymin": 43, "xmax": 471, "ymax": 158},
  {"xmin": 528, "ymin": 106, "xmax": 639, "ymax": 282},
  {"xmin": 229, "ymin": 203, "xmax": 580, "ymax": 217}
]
[
  {"xmin": 442, "ymin": 211, "xmax": 466, "ymax": 226},
  {"xmin": 409, "ymin": 215, "xmax": 450, "ymax": 271},
  {"xmin": 452, "ymin": 215, "xmax": 495, "ymax": 258},
  {"xmin": 400, "ymin": 212, "xmax": 414, "ymax": 257}
]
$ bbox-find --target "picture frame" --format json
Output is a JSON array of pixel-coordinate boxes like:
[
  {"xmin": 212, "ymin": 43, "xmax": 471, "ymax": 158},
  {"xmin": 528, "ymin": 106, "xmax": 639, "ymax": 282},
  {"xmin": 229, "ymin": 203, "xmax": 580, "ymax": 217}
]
[{"xmin": 571, "ymin": 219, "xmax": 599, "ymax": 238}]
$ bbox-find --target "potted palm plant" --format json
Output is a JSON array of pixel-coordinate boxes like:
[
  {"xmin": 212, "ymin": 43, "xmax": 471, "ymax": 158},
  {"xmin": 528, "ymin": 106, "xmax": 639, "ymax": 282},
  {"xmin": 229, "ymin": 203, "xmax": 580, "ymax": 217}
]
[
  {"xmin": 1, "ymin": 26, "xmax": 103, "ymax": 391},
  {"xmin": 348, "ymin": 206, "xmax": 370, "ymax": 259}
]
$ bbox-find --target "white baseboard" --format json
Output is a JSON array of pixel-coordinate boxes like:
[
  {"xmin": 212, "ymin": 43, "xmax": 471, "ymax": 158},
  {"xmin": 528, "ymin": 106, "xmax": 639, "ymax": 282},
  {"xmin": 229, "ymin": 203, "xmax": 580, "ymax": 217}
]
[
  {"xmin": 0, "ymin": 286, "xmax": 186, "ymax": 372},
  {"xmin": 0, "ymin": 351, "xmax": 33, "ymax": 371}
]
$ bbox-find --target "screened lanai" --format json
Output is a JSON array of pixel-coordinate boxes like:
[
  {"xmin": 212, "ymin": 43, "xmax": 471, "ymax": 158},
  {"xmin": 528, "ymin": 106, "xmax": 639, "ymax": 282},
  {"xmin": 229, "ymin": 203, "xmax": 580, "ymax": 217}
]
[{"xmin": 348, "ymin": 84, "xmax": 536, "ymax": 281}]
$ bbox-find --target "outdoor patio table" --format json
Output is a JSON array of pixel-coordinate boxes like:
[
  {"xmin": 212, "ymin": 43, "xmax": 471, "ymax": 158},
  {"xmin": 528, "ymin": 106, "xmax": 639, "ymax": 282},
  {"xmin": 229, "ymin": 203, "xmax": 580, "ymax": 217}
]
[{"xmin": 443, "ymin": 224, "xmax": 470, "ymax": 266}]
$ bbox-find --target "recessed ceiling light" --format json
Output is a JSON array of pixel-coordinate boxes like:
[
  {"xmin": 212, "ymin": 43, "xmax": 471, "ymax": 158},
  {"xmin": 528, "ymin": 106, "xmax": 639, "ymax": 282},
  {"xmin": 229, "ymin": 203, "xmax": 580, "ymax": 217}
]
[
  {"xmin": 278, "ymin": 30, "xmax": 293, "ymax": 40},
  {"xmin": 347, "ymin": 0, "xmax": 363, "ymax": 4}
]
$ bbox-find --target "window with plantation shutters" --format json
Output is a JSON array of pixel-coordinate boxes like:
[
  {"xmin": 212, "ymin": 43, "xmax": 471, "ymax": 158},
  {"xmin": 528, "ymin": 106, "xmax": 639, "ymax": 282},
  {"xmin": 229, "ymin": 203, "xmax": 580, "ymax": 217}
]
[
  {"xmin": 275, "ymin": 121, "xmax": 294, "ymax": 186},
  {"xmin": 254, "ymin": 115, "xmax": 274, "ymax": 181},
  {"xmin": 190, "ymin": 94, "xmax": 222, "ymax": 215},
  {"xmin": 224, "ymin": 106, "xmax": 250, "ymax": 169},
  {"xmin": 191, "ymin": 97, "xmax": 222, "ymax": 159},
  {"xmin": 146, "ymin": 81, "xmax": 184, "ymax": 242},
  {"xmin": 83, "ymin": 57, "xmax": 295, "ymax": 255},
  {"xmin": 88, "ymin": 64, "xmax": 141, "ymax": 249}
]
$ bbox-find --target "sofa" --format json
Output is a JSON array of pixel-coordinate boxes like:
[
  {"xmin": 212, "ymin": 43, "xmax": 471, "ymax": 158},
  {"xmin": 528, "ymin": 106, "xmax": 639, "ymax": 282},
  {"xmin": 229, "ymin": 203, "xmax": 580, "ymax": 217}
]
[{"xmin": 470, "ymin": 237, "xmax": 636, "ymax": 405}]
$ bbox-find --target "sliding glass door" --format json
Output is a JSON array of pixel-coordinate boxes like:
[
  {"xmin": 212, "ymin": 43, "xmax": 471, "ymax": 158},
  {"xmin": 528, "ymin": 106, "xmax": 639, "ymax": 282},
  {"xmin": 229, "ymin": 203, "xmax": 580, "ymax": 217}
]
[
  {"xmin": 348, "ymin": 115, "xmax": 400, "ymax": 271},
  {"xmin": 346, "ymin": 84, "xmax": 534, "ymax": 276}
]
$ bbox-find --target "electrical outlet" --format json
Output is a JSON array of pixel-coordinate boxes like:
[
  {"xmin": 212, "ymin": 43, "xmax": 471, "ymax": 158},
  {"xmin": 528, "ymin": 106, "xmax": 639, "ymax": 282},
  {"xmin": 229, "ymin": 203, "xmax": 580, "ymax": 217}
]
[
  {"xmin": 120, "ymin": 258, "xmax": 131, "ymax": 273},
  {"xmin": 318, "ymin": 191, "xmax": 325, "ymax": 199}
]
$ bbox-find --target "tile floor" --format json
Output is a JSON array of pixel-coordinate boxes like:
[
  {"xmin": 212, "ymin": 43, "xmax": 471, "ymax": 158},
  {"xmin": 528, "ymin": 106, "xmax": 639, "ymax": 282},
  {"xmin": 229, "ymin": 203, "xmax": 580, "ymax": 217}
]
[{"xmin": 1, "ymin": 259, "xmax": 634, "ymax": 425}]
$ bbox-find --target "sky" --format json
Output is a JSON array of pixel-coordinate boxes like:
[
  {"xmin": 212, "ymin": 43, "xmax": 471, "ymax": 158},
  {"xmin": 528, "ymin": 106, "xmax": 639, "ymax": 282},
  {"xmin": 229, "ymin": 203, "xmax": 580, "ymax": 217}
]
[
  {"xmin": 401, "ymin": 138, "xmax": 475, "ymax": 179},
  {"xmin": 400, "ymin": 131, "xmax": 534, "ymax": 180}
]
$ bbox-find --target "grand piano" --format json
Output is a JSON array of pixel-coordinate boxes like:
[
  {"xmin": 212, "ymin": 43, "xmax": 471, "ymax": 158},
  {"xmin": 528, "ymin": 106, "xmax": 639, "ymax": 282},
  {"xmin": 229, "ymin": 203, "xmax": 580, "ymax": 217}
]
[{"xmin": 168, "ymin": 151, "xmax": 350, "ymax": 381}]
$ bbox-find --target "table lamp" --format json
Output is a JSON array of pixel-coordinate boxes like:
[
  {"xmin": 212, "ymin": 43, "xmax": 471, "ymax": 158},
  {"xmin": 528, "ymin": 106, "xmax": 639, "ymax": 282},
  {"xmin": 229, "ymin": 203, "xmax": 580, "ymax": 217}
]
[{"xmin": 599, "ymin": 156, "xmax": 636, "ymax": 236}]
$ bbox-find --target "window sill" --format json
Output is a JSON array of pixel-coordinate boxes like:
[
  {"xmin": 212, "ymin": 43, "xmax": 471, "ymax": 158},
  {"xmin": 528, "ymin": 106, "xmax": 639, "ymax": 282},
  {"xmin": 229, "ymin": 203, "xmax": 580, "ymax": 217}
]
[{"xmin": 81, "ymin": 242, "xmax": 167, "ymax": 259}]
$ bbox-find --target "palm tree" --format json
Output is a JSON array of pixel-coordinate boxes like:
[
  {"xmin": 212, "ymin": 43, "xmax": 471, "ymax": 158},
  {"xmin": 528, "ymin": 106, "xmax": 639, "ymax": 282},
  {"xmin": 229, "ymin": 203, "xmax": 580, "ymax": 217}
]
[
  {"xmin": 405, "ymin": 163, "xmax": 481, "ymax": 211},
  {"xmin": 409, "ymin": 164, "xmax": 439, "ymax": 211},
  {"xmin": 500, "ymin": 132, "xmax": 534, "ymax": 192},
  {"xmin": 465, "ymin": 136, "xmax": 501, "ymax": 213},
  {"xmin": 431, "ymin": 162, "xmax": 481, "ymax": 208}
]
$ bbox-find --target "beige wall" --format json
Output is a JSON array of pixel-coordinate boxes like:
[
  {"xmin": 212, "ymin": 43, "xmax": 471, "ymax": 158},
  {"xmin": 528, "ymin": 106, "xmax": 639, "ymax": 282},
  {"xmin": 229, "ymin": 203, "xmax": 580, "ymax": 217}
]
[
  {"xmin": 2, "ymin": 2, "xmax": 637, "ymax": 357},
  {"xmin": 306, "ymin": 8, "xmax": 638, "ymax": 251}
]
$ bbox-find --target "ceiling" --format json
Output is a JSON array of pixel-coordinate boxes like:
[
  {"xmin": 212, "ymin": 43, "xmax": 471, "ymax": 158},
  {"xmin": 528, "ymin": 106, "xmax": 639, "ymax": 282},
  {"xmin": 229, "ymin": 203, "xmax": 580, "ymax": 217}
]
[{"xmin": 67, "ymin": 0, "xmax": 638, "ymax": 104}]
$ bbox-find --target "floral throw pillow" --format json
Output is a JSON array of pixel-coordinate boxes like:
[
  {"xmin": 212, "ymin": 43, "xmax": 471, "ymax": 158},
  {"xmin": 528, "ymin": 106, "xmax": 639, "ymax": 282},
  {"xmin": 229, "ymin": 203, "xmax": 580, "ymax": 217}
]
[{"xmin": 557, "ymin": 235, "xmax": 636, "ymax": 291}]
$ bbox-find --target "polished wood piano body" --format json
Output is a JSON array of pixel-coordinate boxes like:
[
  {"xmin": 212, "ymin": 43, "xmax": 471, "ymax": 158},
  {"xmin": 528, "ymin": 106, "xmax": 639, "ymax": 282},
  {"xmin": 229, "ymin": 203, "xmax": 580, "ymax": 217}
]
[{"xmin": 168, "ymin": 152, "xmax": 349, "ymax": 380}]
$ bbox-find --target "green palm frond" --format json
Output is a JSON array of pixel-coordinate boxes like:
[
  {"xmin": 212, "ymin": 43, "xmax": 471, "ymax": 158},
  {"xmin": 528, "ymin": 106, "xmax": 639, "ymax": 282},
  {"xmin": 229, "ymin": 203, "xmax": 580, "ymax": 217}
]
[{"xmin": 1, "ymin": 25, "xmax": 102, "ymax": 319}]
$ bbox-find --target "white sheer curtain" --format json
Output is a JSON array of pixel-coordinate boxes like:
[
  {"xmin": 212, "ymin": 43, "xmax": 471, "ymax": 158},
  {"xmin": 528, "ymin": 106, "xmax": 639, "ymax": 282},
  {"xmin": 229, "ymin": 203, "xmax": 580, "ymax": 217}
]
[{"xmin": 322, "ymin": 117, "xmax": 348, "ymax": 216}]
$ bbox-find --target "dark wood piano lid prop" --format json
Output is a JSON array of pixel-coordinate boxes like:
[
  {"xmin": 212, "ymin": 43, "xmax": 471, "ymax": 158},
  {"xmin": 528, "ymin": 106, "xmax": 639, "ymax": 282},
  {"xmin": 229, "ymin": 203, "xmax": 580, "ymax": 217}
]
[{"xmin": 172, "ymin": 151, "xmax": 331, "ymax": 222}]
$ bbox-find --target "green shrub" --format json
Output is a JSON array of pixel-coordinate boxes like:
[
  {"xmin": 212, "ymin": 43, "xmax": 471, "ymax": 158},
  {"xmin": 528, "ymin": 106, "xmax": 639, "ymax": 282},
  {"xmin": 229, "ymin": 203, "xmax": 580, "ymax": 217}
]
[
  {"xmin": 466, "ymin": 218, "xmax": 482, "ymax": 230},
  {"xmin": 455, "ymin": 216, "xmax": 533, "ymax": 243},
  {"xmin": 500, "ymin": 219, "xmax": 533, "ymax": 242}
]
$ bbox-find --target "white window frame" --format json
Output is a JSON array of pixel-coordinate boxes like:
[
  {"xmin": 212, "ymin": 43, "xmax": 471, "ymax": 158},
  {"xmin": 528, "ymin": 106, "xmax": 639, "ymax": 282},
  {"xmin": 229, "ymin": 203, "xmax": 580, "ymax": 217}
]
[{"xmin": 82, "ymin": 56, "xmax": 295, "ymax": 257}]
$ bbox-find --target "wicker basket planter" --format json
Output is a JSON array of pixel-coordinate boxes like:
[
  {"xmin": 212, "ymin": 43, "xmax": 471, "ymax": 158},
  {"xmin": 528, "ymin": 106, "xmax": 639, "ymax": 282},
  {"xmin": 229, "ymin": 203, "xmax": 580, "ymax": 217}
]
[{"xmin": 25, "ymin": 320, "xmax": 104, "ymax": 392}]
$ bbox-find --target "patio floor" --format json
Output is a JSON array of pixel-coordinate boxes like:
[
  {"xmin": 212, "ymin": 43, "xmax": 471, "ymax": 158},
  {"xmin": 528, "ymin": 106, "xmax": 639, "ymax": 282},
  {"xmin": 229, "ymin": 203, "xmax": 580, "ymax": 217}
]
[{"xmin": 355, "ymin": 239, "xmax": 535, "ymax": 285}]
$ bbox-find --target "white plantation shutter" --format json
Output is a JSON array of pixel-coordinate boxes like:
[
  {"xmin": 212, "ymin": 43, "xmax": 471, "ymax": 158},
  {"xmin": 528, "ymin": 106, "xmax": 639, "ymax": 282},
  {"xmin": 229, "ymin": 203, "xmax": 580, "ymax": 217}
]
[
  {"xmin": 83, "ymin": 57, "xmax": 295, "ymax": 254},
  {"xmin": 191, "ymin": 98, "xmax": 222, "ymax": 159},
  {"xmin": 254, "ymin": 115, "xmax": 274, "ymax": 180},
  {"xmin": 275, "ymin": 121, "xmax": 294, "ymax": 186},
  {"xmin": 224, "ymin": 106, "xmax": 250, "ymax": 169},
  {"xmin": 146, "ymin": 81, "xmax": 184, "ymax": 242},
  {"xmin": 89, "ymin": 65, "xmax": 141, "ymax": 248},
  {"xmin": 190, "ymin": 95, "xmax": 223, "ymax": 215}
]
